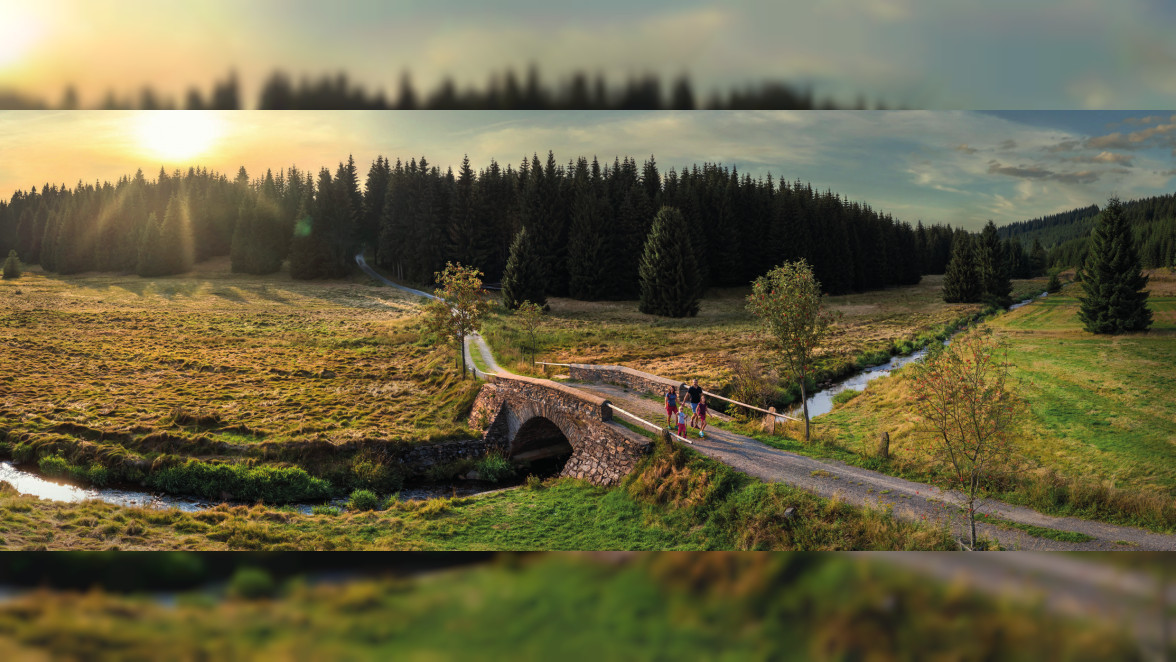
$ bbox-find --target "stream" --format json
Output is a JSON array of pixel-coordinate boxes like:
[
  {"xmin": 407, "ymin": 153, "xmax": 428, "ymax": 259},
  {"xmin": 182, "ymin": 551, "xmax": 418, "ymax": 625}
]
[
  {"xmin": 0, "ymin": 461, "xmax": 504, "ymax": 514},
  {"xmin": 1, "ymin": 292, "xmax": 1047, "ymax": 511},
  {"xmin": 788, "ymin": 291, "xmax": 1047, "ymax": 419}
]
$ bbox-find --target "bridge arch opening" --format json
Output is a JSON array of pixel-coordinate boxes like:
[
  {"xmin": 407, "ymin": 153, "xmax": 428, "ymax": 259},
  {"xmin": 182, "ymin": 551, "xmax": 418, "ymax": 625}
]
[{"xmin": 511, "ymin": 416, "xmax": 573, "ymax": 478}]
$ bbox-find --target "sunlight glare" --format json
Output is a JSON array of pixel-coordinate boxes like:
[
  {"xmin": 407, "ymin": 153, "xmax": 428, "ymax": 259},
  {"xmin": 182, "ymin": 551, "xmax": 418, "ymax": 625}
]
[
  {"xmin": 0, "ymin": 7, "xmax": 46, "ymax": 67},
  {"xmin": 135, "ymin": 111, "xmax": 224, "ymax": 162}
]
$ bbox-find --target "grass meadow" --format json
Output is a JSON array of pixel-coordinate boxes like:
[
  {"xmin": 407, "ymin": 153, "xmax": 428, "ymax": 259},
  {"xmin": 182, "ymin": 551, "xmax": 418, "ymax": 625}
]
[{"xmin": 0, "ymin": 554, "xmax": 1141, "ymax": 661}]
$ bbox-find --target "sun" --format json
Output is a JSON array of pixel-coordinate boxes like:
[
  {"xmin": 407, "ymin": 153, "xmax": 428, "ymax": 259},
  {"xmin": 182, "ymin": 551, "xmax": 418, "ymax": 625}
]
[
  {"xmin": 136, "ymin": 112, "xmax": 224, "ymax": 162},
  {"xmin": 0, "ymin": 6, "xmax": 45, "ymax": 68}
]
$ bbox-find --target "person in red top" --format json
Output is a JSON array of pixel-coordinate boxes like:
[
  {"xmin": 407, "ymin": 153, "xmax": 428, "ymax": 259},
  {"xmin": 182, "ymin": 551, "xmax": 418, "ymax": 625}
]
[{"xmin": 664, "ymin": 386, "xmax": 678, "ymax": 427}]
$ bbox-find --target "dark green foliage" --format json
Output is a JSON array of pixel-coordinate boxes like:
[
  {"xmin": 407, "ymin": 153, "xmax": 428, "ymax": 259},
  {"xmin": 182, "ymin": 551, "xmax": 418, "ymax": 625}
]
[
  {"xmin": 1030, "ymin": 238, "xmax": 1048, "ymax": 276},
  {"xmin": 0, "ymin": 152, "xmax": 957, "ymax": 296},
  {"xmin": 1046, "ymin": 272, "xmax": 1062, "ymax": 294},
  {"xmin": 145, "ymin": 459, "xmax": 332, "ymax": 503},
  {"xmin": 227, "ymin": 567, "xmax": 277, "ymax": 599},
  {"xmin": 474, "ymin": 453, "xmax": 515, "ymax": 483},
  {"xmin": 347, "ymin": 489, "xmax": 383, "ymax": 511},
  {"xmin": 2, "ymin": 249, "xmax": 20, "ymax": 279},
  {"xmin": 137, "ymin": 193, "xmax": 193, "ymax": 277},
  {"xmin": 501, "ymin": 227, "xmax": 546, "ymax": 309},
  {"xmin": 1077, "ymin": 197, "xmax": 1152, "ymax": 334},
  {"xmin": 566, "ymin": 157, "xmax": 610, "ymax": 300},
  {"xmin": 639, "ymin": 206, "xmax": 701, "ymax": 317},
  {"xmin": 942, "ymin": 231, "xmax": 980, "ymax": 303},
  {"xmin": 977, "ymin": 221, "xmax": 1012, "ymax": 307}
]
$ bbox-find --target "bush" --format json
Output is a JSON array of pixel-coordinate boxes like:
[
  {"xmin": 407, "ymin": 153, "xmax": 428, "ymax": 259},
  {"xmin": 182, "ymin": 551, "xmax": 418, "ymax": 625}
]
[
  {"xmin": 146, "ymin": 459, "xmax": 332, "ymax": 503},
  {"xmin": 347, "ymin": 489, "xmax": 383, "ymax": 511},
  {"xmin": 474, "ymin": 453, "xmax": 515, "ymax": 483},
  {"xmin": 349, "ymin": 454, "xmax": 404, "ymax": 493},
  {"xmin": 2, "ymin": 250, "xmax": 21, "ymax": 279},
  {"xmin": 525, "ymin": 474, "xmax": 542, "ymax": 490},
  {"xmin": 311, "ymin": 505, "xmax": 341, "ymax": 516},
  {"xmin": 228, "ymin": 566, "xmax": 277, "ymax": 600}
]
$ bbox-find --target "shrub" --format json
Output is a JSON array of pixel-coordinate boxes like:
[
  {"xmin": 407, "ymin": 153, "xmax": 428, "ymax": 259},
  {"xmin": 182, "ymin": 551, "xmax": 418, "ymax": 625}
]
[
  {"xmin": 349, "ymin": 453, "xmax": 404, "ymax": 493},
  {"xmin": 474, "ymin": 453, "xmax": 515, "ymax": 483},
  {"xmin": 525, "ymin": 474, "xmax": 542, "ymax": 490},
  {"xmin": 2, "ymin": 250, "xmax": 20, "ymax": 280},
  {"xmin": 347, "ymin": 489, "xmax": 383, "ymax": 511},
  {"xmin": 146, "ymin": 459, "xmax": 332, "ymax": 503},
  {"xmin": 311, "ymin": 505, "xmax": 341, "ymax": 516},
  {"xmin": 228, "ymin": 566, "xmax": 277, "ymax": 600}
]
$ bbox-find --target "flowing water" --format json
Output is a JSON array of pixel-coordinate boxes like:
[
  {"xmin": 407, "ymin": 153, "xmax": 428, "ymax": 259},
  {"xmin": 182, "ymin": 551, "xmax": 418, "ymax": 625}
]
[
  {"xmin": 0, "ymin": 461, "xmax": 502, "ymax": 513},
  {"xmin": 788, "ymin": 292, "xmax": 1047, "ymax": 420}
]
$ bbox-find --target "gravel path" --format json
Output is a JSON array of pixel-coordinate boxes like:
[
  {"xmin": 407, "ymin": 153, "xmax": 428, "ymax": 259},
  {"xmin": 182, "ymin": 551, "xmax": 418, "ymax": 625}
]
[
  {"xmin": 356, "ymin": 254, "xmax": 1175, "ymax": 551},
  {"xmin": 574, "ymin": 381, "xmax": 1176, "ymax": 551}
]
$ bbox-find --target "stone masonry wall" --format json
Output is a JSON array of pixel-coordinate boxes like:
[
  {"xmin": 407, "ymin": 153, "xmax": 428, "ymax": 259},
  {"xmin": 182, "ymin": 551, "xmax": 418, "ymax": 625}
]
[
  {"xmin": 466, "ymin": 374, "xmax": 651, "ymax": 486},
  {"xmin": 567, "ymin": 364, "xmax": 688, "ymax": 401}
]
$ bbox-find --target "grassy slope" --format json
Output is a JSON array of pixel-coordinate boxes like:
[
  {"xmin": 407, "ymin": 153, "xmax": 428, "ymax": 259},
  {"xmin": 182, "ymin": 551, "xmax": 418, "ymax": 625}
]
[
  {"xmin": 0, "ymin": 555, "xmax": 1140, "ymax": 661},
  {"xmin": 0, "ymin": 263, "xmax": 480, "ymax": 498},
  {"xmin": 816, "ymin": 271, "xmax": 1176, "ymax": 527},
  {"xmin": 0, "ymin": 435, "xmax": 954, "ymax": 551}
]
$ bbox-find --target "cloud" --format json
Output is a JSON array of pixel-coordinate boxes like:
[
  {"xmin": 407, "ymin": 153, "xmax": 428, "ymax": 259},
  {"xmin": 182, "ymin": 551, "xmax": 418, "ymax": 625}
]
[
  {"xmin": 1085, "ymin": 122, "xmax": 1176, "ymax": 150},
  {"xmin": 998, "ymin": 139, "xmax": 1017, "ymax": 150},
  {"xmin": 955, "ymin": 143, "xmax": 978, "ymax": 154},
  {"xmin": 987, "ymin": 160, "xmax": 1101, "ymax": 184},
  {"xmin": 1061, "ymin": 150, "xmax": 1134, "ymax": 166},
  {"xmin": 1122, "ymin": 115, "xmax": 1166, "ymax": 125},
  {"xmin": 1043, "ymin": 139, "xmax": 1082, "ymax": 153}
]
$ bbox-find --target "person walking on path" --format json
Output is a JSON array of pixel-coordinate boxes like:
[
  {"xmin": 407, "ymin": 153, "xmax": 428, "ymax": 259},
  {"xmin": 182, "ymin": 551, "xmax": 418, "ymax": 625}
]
[
  {"xmin": 664, "ymin": 386, "xmax": 678, "ymax": 427},
  {"xmin": 697, "ymin": 395, "xmax": 709, "ymax": 438},
  {"xmin": 676, "ymin": 406, "xmax": 688, "ymax": 439},
  {"xmin": 687, "ymin": 378, "xmax": 703, "ymax": 428}
]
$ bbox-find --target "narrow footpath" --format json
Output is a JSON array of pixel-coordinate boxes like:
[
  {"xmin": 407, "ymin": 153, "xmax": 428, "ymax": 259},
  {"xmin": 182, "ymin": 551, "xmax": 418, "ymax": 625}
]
[{"xmin": 357, "ymin": 255, "xmax": 1176, "ymax": 551}]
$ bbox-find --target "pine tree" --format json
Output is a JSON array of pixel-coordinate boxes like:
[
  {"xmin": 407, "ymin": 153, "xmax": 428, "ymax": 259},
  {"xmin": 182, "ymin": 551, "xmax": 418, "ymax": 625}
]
[
  {"xmin": 2, "ymin": 250, "xmax": 21, "ymax": 279},
  {"xmin": 942, "ymin": 231, "xmax": 981, "ymax": 303},
  {"xmin": 566, "ymin": 157, "xmax": 610, "ymax": 300},
  {"xmin": 136, "ymin": 212, "xmax": 165, "ymax": 276},
  {"xmin": 977, "ymin": 221, "xmax": 1012, "ymax": 307},
  {"xmin": 1077, "ymin": 197, "xmax": 1152, "ymax": 334},
  {"xmin": 1030, "ymin": 238, "xmax": 1048, "ymax": 276},
  {"xmin": 638, "ymin": 206, "xmax": 700, "ymax": 317},
  {"xmin": 501, "ymin": 227, "xmax": 546, "ymax": 309}
]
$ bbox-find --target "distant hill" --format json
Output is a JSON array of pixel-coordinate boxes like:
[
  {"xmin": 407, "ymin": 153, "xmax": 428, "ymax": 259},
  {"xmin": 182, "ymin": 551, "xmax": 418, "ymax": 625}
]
[{"xmin": 999, "ymin": 194, "xmax": 1176, "ymax": 269}]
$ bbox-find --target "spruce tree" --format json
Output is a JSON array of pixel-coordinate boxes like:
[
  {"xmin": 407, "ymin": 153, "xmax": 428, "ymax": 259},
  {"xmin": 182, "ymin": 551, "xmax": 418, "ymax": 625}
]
[
  {"xmin": 501, "ymin": 227, "xmax": 546, "ymax": 309},
  {"xmin": 638, "ymin": 206, "xmax": 700, "ymax": 317},
  {"xmin": 136, "ymin": 212, "xmax": 165, "ymax": 276},
  {"xmin": 1077, "ymin": 197, "xmax": 1152, "ymax": 334},
  {"xmin": 942, "ymin": 231, "xmax": 981, "ymax": 303},
  {"xmin": 1030, "ymin": 238, "xmax": 1048, "ymax": 276},
  {"xmin": 2, "ymin": 250, "xmax": 21, "ymax": 279},
  {"xmin": 977, "ymin": 221, "xmax": 1012, "ymax": 307}
]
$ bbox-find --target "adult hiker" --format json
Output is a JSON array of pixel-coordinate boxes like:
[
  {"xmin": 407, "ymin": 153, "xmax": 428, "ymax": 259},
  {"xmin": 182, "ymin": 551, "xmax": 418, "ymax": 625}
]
[
  {"xmin": 687, "ymin": 378, "xmax": 703, "ymax": 428},
  {"xmin": 664, "ymin": 385, "xmax": 678, "ymax": 427},
  {"xmin": 696, "ymin": 395, "xmax": 709, "ymax": 438}
]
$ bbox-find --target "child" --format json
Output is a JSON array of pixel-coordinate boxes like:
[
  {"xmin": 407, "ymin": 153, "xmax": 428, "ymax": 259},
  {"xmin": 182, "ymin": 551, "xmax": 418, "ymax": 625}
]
[
  {"xmin": 697, "ymin": 395, "xmax": 708, "ymax": 438},
  {"xmin": 677, "ymin": 406, "xmax": 687, "ymax": 438},
  {"xmin": 664, "ymin": 386, "xmax": 678, "ymax": 427}
]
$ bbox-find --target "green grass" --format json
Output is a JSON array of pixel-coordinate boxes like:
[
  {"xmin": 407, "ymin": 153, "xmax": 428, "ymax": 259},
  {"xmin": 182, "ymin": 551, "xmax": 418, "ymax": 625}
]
[
  {"xmin": 989, "ymin": 518, "xmax": 1098, "ymax": 544},
  {"xmin": 0, "ymin": 555, "xmax": 1141, "ymax": 661},
  {"xmin": 809, "ymin": 279, "xmax": 1176, "ymax": 532}
]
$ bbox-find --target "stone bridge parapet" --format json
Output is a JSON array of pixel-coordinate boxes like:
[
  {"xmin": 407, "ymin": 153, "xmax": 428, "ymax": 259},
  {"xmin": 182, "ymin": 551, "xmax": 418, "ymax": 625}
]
[
  {"xmin": 469, "ymin": 373, "xmax": 651, "ymax": 486},
  {"xmin": 565, "ymin": 364, "xmax": 688, "ymax": 401}
]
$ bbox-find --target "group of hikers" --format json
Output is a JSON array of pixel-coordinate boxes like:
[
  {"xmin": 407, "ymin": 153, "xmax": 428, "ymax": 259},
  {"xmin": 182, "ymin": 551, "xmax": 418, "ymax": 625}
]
[{"xmin": 664, "ymin": 378, "xmax": 708, "ymax": 439}]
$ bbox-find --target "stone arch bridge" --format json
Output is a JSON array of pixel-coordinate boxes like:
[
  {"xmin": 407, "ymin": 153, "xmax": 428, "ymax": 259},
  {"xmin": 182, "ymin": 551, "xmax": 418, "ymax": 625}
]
[{"xmin": 468, "ymin": 373, "xmax": 653, "ymax": 486}]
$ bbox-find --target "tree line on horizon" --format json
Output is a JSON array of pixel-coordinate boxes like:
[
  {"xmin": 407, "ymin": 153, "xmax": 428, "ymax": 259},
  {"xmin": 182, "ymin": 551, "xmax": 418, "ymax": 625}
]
[
  {"xmin": 2, "ymin": 67, "xmax": 894, "ymax": 111},
  {"xmin": 0, "ymin": 152, "xmax": 959, "ymax": 304},
  {"xmin": 998, "ymin": 193, "xmax": 1176, "ymax": 272}
]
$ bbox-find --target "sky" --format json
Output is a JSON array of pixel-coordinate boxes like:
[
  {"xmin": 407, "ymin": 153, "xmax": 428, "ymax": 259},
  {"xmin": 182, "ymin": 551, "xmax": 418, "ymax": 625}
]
[
  {"xmin": 2, "ymin": 110, "xmax": 1174, "ymax": 230},
  {"xmin": 3, "ymin": 1, "xmax": 1176, "ymax": 108}
]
